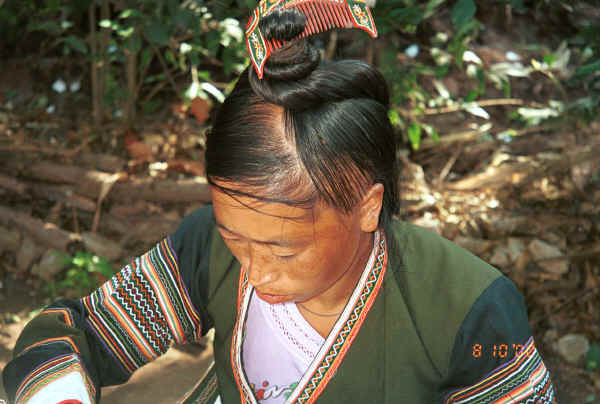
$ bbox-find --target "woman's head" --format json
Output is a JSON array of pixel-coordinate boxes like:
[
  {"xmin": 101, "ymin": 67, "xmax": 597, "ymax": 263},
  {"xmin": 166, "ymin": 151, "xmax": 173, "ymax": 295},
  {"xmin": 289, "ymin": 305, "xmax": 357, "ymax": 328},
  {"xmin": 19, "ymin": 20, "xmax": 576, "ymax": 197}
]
[
  {"xmin": 205, "ymin": 8, "xmax": 398, "ymax": 304},
  {"xmin": 205, "ymin": 9, "xmax": 399, "ymax": 231}
]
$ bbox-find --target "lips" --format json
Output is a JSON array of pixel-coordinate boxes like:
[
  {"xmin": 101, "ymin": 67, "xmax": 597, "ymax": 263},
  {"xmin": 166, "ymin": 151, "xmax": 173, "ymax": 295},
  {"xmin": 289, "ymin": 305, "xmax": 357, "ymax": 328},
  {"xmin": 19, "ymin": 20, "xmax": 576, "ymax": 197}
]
[{"xmin": 255, "ymin": 290, "xmax": 292, "ymax": 304}]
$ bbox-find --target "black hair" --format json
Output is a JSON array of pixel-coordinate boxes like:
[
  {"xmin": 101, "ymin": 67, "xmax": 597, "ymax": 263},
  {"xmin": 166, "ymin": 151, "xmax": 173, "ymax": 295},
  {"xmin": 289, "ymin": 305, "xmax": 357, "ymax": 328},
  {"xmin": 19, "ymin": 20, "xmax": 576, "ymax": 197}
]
[{"xmin": 205, "ymin": 8, "xmax": 399, "ymax": 232}]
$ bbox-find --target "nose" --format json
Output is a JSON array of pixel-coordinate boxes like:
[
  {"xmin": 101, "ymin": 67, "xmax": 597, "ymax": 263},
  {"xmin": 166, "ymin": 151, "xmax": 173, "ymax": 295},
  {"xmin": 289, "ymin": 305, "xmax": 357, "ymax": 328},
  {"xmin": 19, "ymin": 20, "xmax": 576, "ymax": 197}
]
[{"xmin": 244, "ymin": 244, "xmax": 277, "ymax": 287}]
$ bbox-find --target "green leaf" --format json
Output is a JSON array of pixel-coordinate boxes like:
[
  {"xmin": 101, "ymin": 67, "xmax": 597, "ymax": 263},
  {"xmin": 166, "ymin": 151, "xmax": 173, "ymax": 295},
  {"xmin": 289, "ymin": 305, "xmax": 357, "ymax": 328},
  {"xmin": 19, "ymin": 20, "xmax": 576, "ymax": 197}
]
[
  {"xmin": 139, "ymin": 48, "xmax": 153, "ymax": 72},
  {"xmin": 119, "ymin": 9, "xmax": 143, "ymax": 19},
  {"xmin": 189, "ymin": 52, "xmax": 200, "ymax": 67},
  {"xmin": 424, "ymin": 0, "xmax": 446, "ymax": 19},
  {"xmin": 99, "ymin": 19, "xmax": 112, "ymax": 29},
  {"xmin": 543, "ymin": 53, "xmax": 556, "ymax": 66},
  {"xmin": 407, "ymin": 121, "xmax": 422, "ymax": 150},
  {"xmin": 60, "ymin": 20, "xmax": 73, "ymax": 30},
  {"xmin": 57, "ymin": 35, "xmax": 88, "ymax": 54},
  {"xmin": 117, "ymin": 26, "xmax": 135, "ymax": 38},
  {"xmin": 145, "ymin": 22, "xmax": 169, "ymax": 45},
  {"xmin": 388, "ymin": 109, "xmax": 401, "ymax": 126},
  {"xmin": 165, "ymin": 49, "xmax": 176, "ymax": 66},
  {"xmin": 586, "ymin": 344, "xmax": 600, "ymax": 371},
  {"xmin": 142, "ymin": 99, "xmax": 163, "ymax": 114},
  {"xmin": 573, "ymin": 59, "xmax": 600, "ymax": 78},
  {"xmin": 27, "ymin": 21, "xmax": 62, "ymax": 35},
  {"xmin": 451, "ymin": 0, "xmax": 476, "ymax": 29},
  {"xmin": 464, "ymin": 89, "xmax": 479, "ymax": 102},
  {"xmin": 388, "ymin": 7, "xmax": 423, "ymax": 26}
]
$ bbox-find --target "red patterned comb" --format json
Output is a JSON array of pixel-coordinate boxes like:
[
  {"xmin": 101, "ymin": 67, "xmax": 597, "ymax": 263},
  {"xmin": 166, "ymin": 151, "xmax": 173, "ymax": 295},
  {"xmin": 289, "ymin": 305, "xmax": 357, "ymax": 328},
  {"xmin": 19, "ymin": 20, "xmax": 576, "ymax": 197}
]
[{"xmin": 246, "ymin": 0, "xmax": 378, "ymax": 79}]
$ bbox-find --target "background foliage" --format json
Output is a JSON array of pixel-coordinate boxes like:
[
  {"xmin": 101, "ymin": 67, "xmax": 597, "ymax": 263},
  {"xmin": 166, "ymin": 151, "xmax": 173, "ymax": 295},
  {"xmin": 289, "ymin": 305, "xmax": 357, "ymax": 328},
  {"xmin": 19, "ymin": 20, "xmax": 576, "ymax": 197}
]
[
  {"xmin": 0, "ymin": 0, "xmax": 598, "ymax": 293},
  {"xmin": 1, "ymin": 0, "xmax": 598, "ymax": 136}
]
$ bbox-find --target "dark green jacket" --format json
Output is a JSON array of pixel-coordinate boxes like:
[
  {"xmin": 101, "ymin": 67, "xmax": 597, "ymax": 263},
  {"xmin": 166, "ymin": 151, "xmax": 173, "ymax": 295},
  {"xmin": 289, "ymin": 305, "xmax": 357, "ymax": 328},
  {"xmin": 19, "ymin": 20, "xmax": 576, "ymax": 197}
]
[{"xmin": 3, "ymin": 206, "xmax": 556, "ymax": 403}]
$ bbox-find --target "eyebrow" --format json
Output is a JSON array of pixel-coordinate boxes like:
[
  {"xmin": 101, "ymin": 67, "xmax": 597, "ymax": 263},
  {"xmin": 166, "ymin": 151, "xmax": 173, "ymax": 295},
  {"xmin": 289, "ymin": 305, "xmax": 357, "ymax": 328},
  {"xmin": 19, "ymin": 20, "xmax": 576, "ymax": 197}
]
[{"xmin": 216, "ymin": 222, "xmax": 298, "ymax": 247}]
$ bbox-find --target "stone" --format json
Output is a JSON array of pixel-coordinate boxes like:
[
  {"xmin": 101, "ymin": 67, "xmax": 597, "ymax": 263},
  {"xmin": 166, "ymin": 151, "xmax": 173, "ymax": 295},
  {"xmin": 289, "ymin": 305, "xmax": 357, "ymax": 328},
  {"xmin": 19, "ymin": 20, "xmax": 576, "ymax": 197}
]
[
  {"xmin": 528, "ymin": 239, "xmax": 569, "ymax": 275},
  {"xmin": 16, "ymin": 236, "xmax": 42, "ymax": 274},
  {"xmin": 81, "ymin": 232, "xmax": 123, "ymax": 261},
  {"xmin": 0, "ymin": 225, "xmax": 21, "ymax": 252},
  {"xmin": 590, "ymin": 373, "xmax": 600, "ymax": 391},
  {"xmin": 454, "ymin": 236, "xmax": 493, "ymax": 256},
  {"xmin": 581, "ymin": 202, "xmax": 599, "ymax": 214},
  {"xmin": 410, "ymin": 213, "xmax": 441, "ymax": 235},
  {"xmin": 554, "ymin": 334, "xmax": 590, "ymax": 365},
  {"xmin": 31, "ymin": 249, "xmax": 68, "ymax": 280},
  {"xmin": 506, "ymin": 238, "xmax": 526, "ymax": 263},
  {"xmin": 543, "ymin": 329, "xmax": 559, "ymax": 347},
  {"xmin": 489, "ymin": 246, "xmax": 510, "ymax": 268},
  {"xmin": 542, "ymin": 233, "xmax": 567, "ymax": 251}
]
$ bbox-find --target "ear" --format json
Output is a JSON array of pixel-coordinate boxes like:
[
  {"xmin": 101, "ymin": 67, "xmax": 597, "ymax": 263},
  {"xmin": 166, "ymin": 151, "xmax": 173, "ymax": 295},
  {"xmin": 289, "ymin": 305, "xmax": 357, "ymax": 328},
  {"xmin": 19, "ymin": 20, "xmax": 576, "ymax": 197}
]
[{"xmin": 358, "ymin": 183, "xmax": 384, "ymax": 233}]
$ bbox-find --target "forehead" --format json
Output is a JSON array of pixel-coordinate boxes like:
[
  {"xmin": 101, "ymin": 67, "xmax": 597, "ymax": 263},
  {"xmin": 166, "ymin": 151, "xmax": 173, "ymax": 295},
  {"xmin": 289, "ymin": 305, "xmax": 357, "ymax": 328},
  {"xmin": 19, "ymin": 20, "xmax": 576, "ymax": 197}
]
[{"xmin": 210, "ymin": 184, "xmax": 347, "ymax": 243}]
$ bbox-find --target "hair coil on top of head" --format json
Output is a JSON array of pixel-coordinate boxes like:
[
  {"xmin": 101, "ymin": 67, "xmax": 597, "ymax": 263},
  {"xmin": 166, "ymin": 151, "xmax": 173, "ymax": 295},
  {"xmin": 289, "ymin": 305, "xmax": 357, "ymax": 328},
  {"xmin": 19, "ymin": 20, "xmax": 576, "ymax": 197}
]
[{"xmin": 245, "ymin": 0, "xmax": 378, "ymax": 79}]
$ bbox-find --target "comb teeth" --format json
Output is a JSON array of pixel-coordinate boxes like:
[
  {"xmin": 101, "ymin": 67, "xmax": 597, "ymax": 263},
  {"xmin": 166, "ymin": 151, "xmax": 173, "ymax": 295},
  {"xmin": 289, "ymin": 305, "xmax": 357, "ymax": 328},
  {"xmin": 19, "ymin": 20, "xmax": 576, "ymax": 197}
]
[
  {"xmin": 268, "ymin": 39, "xmax": 285, "ymax": 53},
  {"xmin": 309, "ymin": 2, "xmax": 324, "ymax": 32},
  {"xmin": 318, "ymin": 1, "xmax": 335, "ymax": 29},
  {"xmin": 330, "ymin": 3, "xmax": 344, "ymax": 27},
  {"xmin": 277, "ymin": 0, "xmax": 357, "ymax": 40},
  {"xmin": 297, "ymin": 3, "xmax": 314, "ymax": 35}
]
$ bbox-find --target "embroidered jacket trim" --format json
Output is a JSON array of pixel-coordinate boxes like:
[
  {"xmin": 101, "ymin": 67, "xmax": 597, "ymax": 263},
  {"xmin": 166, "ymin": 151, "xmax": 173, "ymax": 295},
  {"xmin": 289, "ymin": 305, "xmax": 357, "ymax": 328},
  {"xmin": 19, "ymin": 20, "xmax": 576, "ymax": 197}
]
[
  {"xmin": 80, "ymin": 238, "xmax": 203, "ymax": 374},
  {"xmin": 444, "ymin": 336, "xmax": 556, "ymax": 404},
  {"xmin": 15, "ymin": 354, "xmax": 95, "ymax": 404}
]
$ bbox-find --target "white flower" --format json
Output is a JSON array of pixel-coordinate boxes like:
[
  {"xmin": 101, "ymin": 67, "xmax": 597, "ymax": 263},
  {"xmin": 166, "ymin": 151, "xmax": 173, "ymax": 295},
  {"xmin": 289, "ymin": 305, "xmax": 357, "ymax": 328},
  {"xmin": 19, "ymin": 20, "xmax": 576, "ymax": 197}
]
[
  {"xmin": 46, "ymin": 104, "xmax": 56, "ymax": 114},
  {"xmin": 180, "ymin": 43, "xmax": 192, "ymax": 55},
  {"xmin": 505, "ymin": 51, "xmax": 521, "ymax": 62},
  {"xmin": 52, "ymin": 79, "xmax": 66, "ymax": 93},
  {"xmin": 463, "ymin": 50, "xmax": 482, "ymax": 65},
  {"xmin": 405, "ymin": 44, "xmax": 419, "ymax": 59},
  {"xmin": 464, "ymin": 103, "xmax": 490, "ymax": 119},
  {"xmin": 69, "ymin": 81, "xmax": 81, "ymax": 92}
]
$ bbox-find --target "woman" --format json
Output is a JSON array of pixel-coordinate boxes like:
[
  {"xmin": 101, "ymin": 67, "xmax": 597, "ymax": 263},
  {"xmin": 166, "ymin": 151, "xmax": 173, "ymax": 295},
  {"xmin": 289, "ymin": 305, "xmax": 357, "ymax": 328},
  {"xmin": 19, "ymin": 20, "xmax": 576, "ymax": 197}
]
[{"xmin": 3, "ymin": 3, "xmax": 556, "ymax": 404}]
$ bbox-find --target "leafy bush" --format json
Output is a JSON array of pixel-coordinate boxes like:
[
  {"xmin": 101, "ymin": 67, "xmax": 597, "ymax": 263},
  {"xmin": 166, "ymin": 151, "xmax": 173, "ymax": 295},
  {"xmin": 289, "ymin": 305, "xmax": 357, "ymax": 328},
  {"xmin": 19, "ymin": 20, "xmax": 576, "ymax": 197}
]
[{"xmin": 44, "ymin": 251, "xmax": 115, "ymax": 299}]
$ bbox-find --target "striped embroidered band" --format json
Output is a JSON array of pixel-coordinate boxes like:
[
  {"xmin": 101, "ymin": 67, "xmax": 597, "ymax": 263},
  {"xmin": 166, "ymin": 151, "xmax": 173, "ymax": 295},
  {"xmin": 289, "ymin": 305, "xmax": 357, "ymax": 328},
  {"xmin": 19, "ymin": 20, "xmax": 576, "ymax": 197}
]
[
  {"xmin": 246, "ymin": 0, "xmax": 378, "ymax": 79},
  {"xmin": 81, "ymin": 238, "xmax": 202, "ymax": 374},
  {"xmin": 444, "ymin": 336, "xmax": 556, "ymax": 404}
]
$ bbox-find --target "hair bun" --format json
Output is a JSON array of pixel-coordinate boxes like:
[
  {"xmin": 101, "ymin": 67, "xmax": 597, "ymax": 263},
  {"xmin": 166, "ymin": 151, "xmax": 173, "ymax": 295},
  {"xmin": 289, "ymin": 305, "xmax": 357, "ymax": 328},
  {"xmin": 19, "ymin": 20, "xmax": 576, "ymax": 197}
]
[
  {"xmin": 259, "ymin": 8, "xmax": 306, "ymax": 42},
  {"xmin": 249, "ymin": 8, "xmax": 321, "ymax": 104},
  {"xmin": 248, "ymin": 8, "xmax": 387, "ymax": 111}
]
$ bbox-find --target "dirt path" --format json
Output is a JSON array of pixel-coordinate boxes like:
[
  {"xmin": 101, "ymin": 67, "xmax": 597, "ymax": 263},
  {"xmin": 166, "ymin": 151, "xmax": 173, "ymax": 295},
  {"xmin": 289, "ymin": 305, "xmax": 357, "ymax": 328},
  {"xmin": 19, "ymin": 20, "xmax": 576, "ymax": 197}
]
[
  {"xmin": 0, "ymin": 317, "xmax": 212, "ymax": 404},
  {"xmin": 101, "ymin": 344, "xmax": 213, "ymax": 404},
  {"xmin": 0, "ymin": 280, "xmax": 213, "ymax": 404}
]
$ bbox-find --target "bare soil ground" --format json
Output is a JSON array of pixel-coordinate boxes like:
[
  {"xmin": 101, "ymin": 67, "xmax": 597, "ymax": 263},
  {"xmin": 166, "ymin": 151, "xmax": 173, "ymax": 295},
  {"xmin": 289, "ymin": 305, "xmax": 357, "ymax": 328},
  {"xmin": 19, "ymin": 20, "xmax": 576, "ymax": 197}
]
[{"xmin": 0, "ymin": 280, "xmax": 214, "ymax": 404}]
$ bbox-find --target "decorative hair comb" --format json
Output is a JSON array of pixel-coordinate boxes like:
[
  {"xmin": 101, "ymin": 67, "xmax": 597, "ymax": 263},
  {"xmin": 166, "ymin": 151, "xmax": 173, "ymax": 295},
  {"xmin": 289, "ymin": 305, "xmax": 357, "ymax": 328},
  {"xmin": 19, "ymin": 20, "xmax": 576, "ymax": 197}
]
[{"xmin": 246, "ymin": 0, "xmax": 378, "ymax": 79}]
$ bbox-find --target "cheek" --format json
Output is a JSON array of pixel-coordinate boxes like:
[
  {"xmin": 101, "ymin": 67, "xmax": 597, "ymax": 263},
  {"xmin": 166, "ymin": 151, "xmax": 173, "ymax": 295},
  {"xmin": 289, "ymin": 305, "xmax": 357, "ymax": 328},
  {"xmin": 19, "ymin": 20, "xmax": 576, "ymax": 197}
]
[{"xmin": 290, "ymin": 246, "xmax": 339, "ymax": 281}]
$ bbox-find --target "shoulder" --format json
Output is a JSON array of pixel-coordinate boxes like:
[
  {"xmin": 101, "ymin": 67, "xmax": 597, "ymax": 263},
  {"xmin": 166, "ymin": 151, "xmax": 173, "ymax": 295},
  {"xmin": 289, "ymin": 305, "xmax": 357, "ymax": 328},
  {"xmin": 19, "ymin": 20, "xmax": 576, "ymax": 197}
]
[
  {"xmin": 388, "ymin": 219, "xmax": 501, "ymax": 290},
  {"xmin": 170, "ymin": 205, "xmax": 216, "ymax": 252},
  {"xmin": 440, "ymin": 278, "xmax": 552, "ymax": 403},
  {"xmin": 173, "ymin": 205, "xmax": 216, "ymax": 237},
  {"xmin": 384, "ymin": 219, "xmax": 505, "ymax": 375}
]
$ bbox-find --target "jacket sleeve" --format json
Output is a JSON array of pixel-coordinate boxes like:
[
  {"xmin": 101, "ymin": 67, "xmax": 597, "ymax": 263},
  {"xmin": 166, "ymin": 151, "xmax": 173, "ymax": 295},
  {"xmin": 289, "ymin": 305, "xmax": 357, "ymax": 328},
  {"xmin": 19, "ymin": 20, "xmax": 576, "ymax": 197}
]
[
  {"xmin": 2, "ymin": 205, "xmax": 216, "ymax": 404},
  {"xmin": 439, "ymin": 276, "xmax": 557, "ymax": 403}
]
